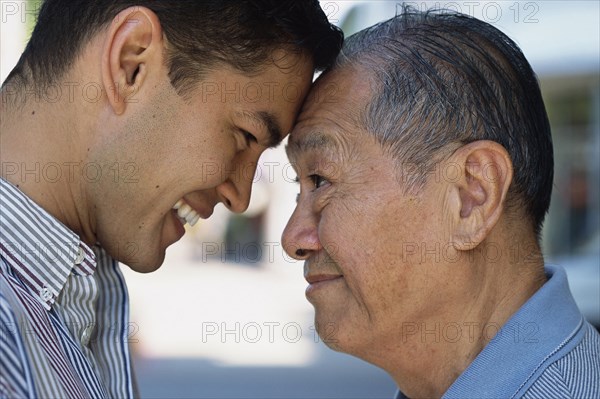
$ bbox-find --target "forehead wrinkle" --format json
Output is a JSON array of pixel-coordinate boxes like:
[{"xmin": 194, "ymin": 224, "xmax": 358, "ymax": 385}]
[
  {"xmin": 286, "ymin": 129, "xmax": 343, "ymax": 165},
  {"xmin": 286, "ymin": 89, "xmax": 366, "ymax": 166}
]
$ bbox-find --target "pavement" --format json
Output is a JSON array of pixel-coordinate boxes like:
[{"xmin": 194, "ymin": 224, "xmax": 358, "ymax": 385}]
[{"xmin": 133, "ymin": 351, "xmax": 397, "ymax": 399}]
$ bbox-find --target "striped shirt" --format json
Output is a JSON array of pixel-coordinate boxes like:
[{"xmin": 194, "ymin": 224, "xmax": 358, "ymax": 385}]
[
  {"xmin": 0, "ymin": 178, "xmax": 136, "ymax": 398},
  {"xmin": 395, "ymin": 264, "xmax": 600, "ymax": 399}
]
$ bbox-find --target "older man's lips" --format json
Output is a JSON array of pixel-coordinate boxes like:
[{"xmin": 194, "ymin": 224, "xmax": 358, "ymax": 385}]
[{"xmin": 305, "ymin": 274, "xmax": 343, "ymax": 296}]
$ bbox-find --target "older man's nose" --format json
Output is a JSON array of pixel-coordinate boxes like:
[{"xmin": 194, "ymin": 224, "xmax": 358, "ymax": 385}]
[{"xmin": 282, "ymin": 205, "xmax": 322, "ymax": 260}]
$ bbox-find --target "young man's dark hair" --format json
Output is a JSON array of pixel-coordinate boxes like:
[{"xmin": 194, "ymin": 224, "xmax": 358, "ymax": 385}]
[
  {"xmin": 0, "ymin": 2, "xmax": 342, "ymax": 397},
  {"xmin": 5, "ymin": 0, "xmax": 343, "ymax": 94}
]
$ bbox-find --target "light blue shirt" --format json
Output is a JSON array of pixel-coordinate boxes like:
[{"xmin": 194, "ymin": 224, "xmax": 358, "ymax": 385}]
[{"xmin": 396, "ymin": 264, "xmax": 600, "ymax": 399}]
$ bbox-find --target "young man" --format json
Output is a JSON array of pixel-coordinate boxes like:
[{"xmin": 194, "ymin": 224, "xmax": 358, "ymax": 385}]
[{"xmin": 0, "ymin": 1, "xmax": 343, "ymax": 397}]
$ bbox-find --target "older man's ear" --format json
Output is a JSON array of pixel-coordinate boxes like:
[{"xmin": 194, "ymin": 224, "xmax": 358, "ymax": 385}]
[{"xmin": 445, "ymin": 141, "xmax": 514, "ymax": 251}]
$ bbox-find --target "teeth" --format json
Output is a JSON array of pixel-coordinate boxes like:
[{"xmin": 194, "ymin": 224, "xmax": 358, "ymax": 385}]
[
  {"xmin": 178, "ymin": 204, "xmax": 192, "ymax": 218},
  {"xmin": 172, "ymin": 198, "xmax": 201, "ymax": 227},
  {"xmin": 189, "ymin": 213, "xmax": 200, "ymax": 227},
  {"xmin": 173, "ymin": 199, "xmax": 184, "ymax": 210}
]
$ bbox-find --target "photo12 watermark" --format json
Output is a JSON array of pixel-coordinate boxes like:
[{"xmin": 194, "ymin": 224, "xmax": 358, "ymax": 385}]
[
  {"xmin": 1, "ymin": 161, "xmax": 139, "ymax": 184},
  {"xmin": 200, "ymin": 321, "xmax": 338, "ymax": 344},
  {"xmin": 397, "ymin": 2, "xmax": 540, "ymax": 24},
  {"xmin": 1, "ymin": 320, "xmax": 140, "ymax": 344},
  {"xmin": 400, "ymin": 320, "xmax": 540, "ymax": 344}
]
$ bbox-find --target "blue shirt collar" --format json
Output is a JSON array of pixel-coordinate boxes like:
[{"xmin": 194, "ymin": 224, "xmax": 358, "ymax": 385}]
[{"xmin": 396, "ymin": 265, "xmax": 584, "ymax": 399}]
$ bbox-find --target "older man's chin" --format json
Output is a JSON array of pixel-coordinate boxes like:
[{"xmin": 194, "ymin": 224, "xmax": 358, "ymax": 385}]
[{"xmin": 313, "ymin": 314, "xmax": 346, "ymax": 352}]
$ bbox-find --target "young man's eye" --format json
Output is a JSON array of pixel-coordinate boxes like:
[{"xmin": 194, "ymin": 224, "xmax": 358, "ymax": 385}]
[{"xmin": 241, "ymin": 130, "xmax": 258, "ymax": 146}]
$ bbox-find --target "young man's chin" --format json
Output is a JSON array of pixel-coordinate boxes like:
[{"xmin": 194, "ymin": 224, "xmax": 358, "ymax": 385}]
[
  {"xmin": 124, "ymin": 253, "xmax": 166, "ymax": 274},
  {"xmin": 117, "ymin": 241, "xmax": 167, "ymax": 274}
]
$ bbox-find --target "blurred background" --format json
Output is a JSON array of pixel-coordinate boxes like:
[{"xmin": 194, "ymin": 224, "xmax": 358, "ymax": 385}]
[{"xmin": 1, "ymin": 1, "xmax": 598, "ymax": 398}]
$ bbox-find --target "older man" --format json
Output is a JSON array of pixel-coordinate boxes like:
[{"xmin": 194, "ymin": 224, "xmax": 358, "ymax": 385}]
[
  {"xmin": 0, "ymin": 1, "xmax": 342, "ymax": 397},
  {"xmin": 282, "ymin": 9, "xmax": 599, "ymax": 399}
]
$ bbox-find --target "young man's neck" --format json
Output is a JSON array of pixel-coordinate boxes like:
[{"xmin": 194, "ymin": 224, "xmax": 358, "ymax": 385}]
[{"xmin": 1, "ymin": 83, "xmax": 96, "ymax": 245}]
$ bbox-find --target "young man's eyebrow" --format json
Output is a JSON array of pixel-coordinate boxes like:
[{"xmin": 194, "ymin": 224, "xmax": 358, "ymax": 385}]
[{"xmin": 239, "ymin": 110, "xmax": 283, "ymax": 148}]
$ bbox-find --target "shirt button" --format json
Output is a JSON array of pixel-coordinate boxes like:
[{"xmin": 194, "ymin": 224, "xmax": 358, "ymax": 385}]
[
  {"xmin": 40, "ymin": 287, "xmax": 53, "ymax": 302},
  {"xmin": 74, "ymin": 247, "xmax": 85, "ymax": 264},
  {"xmin": 81, "ymin": 326, "xmax": 93, "ymax": 346}
]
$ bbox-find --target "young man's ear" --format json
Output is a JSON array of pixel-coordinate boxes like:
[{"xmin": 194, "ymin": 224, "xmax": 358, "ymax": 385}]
[
  {"xmin": 444, "ymin": 140, "xmax": 513, "ymax": 251},
  {"xmin": 102, "ymin": 6, "xmax": 163, "ymax": 115}
]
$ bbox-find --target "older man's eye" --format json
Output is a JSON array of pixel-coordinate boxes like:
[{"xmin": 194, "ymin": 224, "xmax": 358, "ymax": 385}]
[{"xmin": 309, "ymin": 174, "xmax": 328, "ymax": 190}]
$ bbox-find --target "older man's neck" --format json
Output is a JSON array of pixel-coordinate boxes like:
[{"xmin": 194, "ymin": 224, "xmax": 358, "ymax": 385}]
[{"xmin": 390, "ymin": 229, "xmax": 547, "ymax": 398}]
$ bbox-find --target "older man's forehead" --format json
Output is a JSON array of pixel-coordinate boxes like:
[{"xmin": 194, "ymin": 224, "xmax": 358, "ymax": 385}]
[
  {"xmin": 286, "ymin": 129, "xmax": 338, "ymax": 160},
  {"xmin": 299, "ymin": 63, "xmax": 371, "ymax": 113},
  {"xmin": 286, "ymin": 65, "xmax": 372, "ymax": 160},
  {"xmin": 288, "ymin": 130, "xmax": 333, "ymax": 154},
  {"xmin": 288, "ymin": 121, "xmax": 367, "ymax": 172},
  {"xmin": 287, "ymin": 112, "xmax": 365, "ymax": 164}
]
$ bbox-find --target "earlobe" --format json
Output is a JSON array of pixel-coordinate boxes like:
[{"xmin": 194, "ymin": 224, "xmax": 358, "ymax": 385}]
[
  {"xmin": 101, "ymin": 7, "xmax": 163, "ymax": 115},
  {"xmin": 448, "ymin": 141, "xmax": 513, "ymax": 251}
]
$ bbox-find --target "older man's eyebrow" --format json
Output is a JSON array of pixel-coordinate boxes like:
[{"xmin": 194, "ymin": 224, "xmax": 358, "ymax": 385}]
[
  {"xmin": 238, "ymin": 110, "xmax": 283, "ymax": 148},
  {"xmin": 285, "ymin": 131, "xmax": 338, "ymax": 161}
]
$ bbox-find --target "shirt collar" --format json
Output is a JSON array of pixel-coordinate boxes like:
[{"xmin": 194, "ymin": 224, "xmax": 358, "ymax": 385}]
[
  {"xmin": 396, "ymin": 264, "xmax": 584, "ymax": 399},
  {"xmin": 443, "ymin": 264, "xmax": 584, "ymax": 398},
  {"xmin": 0, "ymin": 178, "xmax": 97, "ymax": 310}
]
